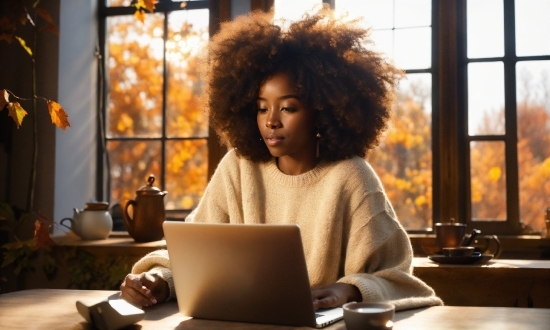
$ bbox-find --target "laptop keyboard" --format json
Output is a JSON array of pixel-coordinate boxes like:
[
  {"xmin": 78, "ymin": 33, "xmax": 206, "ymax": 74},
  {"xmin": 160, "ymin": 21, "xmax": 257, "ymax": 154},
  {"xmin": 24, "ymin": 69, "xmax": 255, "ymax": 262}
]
[{"xmin": 315, "ymin": 313, "xmax": 324, "ymax": 318}]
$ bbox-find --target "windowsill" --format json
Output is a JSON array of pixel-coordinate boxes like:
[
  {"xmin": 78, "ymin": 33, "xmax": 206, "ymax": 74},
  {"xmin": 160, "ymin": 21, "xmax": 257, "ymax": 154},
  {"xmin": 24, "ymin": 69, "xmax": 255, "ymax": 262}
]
[
  {"xmin": 52, "ymin": 230, "xmax": 550, "ymax": 260},
  {"xmin": 50, "ymin": 232, "xmax": 166, "ymax": 251},
  {"xmin": 409, "ymin": 233, "xmax": 550, "ymax": 260}
]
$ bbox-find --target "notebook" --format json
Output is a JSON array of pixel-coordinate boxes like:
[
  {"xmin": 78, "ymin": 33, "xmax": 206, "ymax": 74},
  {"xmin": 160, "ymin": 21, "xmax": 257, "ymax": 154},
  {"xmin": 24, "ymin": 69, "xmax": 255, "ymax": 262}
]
[{"xmin": 162, "ymin": 221, "xmax": 343, "ymax": 328}]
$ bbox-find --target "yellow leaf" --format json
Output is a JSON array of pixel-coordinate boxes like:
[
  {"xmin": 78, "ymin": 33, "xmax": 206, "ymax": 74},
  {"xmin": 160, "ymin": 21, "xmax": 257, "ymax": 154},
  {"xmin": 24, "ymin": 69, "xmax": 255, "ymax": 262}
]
[
  {"xmin": 134, "ymin": 10, "xmax": 145, "ymax": 23},
  {"xmin": 133, "ymin": 0, "xmax": 157, "ymax": 21},
  {"xmin": 0, "ymin": 89, "xmax": 9, "ymax": 109},
  {"xmin": 414, "ymin": 195, "xmax": 427, "ymax": 206},
  {"xmin": 47, "ymin": 101, "xmax": 71, "ymax": 130},
  {"xmin": 142, "ymin": 0, "xmax": 158, "ymax": 12},
  {"xmin": 7, "ymin": 102, "xmax": 28, "ymax": 128},
  {"xmin": 488, "ymin": 167, "xmax": 502, "ymax": 182},
  {"xmin": 15, "ymin": 36, "xmax": 32, "ymax": 56}
]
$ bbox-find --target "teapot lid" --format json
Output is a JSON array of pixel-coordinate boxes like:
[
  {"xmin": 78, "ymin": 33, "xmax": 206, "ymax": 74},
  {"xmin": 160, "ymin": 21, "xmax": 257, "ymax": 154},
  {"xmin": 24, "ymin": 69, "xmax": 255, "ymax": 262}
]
[
  {"xmin": 137, "ymin": 175, "xmax": 164, "ymax": 196},
  {"xmin": 84, "ymin": 201, "xmax": 109, "ymax": 211}
]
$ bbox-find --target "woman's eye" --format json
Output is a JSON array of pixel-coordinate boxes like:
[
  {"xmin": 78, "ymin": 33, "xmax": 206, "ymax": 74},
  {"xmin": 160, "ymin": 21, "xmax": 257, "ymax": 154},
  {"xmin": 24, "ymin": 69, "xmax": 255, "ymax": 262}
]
[
  {"xmin": 281, "ymin": 107, "xmax": 296, "ymax": 112},
  {"xmin": 257, "ymin": 108, "xmax": 268, "ymax": 113}
]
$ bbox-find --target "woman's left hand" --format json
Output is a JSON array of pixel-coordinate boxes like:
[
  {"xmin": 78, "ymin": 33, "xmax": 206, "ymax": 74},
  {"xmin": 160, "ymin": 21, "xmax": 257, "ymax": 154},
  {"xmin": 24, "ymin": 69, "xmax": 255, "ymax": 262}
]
[{"xmin": 311, "ymin": 283, "xmax": 362, "ymax": 309}]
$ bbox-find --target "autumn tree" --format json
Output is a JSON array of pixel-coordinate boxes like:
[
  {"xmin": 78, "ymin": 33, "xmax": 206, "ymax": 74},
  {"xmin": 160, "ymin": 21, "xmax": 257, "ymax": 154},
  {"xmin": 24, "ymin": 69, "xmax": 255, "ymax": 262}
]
[
  {"xmin": 457, "ymin": 67, "xmax": 549, "ymax": 231},
  {"xmin": 367, "ymin": 78, "xmax": 433, "ymax": 229},
  {"xmin": 106, "ymin": 9, "xmax": 209, "ymax": 210}
]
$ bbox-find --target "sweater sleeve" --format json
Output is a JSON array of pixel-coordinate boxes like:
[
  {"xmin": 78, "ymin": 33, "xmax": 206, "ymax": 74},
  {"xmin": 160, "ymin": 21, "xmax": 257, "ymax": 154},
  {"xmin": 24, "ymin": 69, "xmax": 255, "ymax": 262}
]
[
  {"xmin": 337, "ymin": 193, "xmax": 443, "ymax": 311},
  {"xmin": 131, "ymin": 249, "xmax": 176, "ymax": 301},
  {"xmin": 185, "ymin": 150, "xmax": 235, "ymax": 224},
  {"xmin": 128, "ymin": 151, "xmax": 237, "ymax": 301}
]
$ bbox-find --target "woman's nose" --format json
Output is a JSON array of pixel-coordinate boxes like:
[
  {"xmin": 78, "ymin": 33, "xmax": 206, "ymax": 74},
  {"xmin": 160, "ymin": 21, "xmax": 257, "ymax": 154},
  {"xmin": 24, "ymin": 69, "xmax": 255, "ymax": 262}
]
[{"xmin": 265, "ymin": 109, "xmax": 281, "ymax": 128}]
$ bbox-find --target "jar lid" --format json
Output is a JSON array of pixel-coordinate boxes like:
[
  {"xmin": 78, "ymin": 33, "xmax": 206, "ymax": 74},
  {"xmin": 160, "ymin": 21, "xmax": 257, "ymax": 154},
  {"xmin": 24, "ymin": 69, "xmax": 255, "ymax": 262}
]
[{"xmin": 137, "ymin": 174, "xmax": 164, "ymax": 195}]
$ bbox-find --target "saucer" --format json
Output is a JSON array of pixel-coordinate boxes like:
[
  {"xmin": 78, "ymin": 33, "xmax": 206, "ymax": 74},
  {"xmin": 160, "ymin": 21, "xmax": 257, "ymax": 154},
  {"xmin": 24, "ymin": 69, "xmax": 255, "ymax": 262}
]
[{"xmin": 428, "ymin": 253, "xmax": 493, "ymax": 265}]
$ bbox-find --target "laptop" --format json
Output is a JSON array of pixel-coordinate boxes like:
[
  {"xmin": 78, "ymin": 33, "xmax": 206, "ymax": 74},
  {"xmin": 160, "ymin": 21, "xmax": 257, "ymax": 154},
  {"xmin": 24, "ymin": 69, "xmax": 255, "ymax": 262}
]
[{"xmin": 162, "ymin": 221, "xmax": 343, "ymax": 328}]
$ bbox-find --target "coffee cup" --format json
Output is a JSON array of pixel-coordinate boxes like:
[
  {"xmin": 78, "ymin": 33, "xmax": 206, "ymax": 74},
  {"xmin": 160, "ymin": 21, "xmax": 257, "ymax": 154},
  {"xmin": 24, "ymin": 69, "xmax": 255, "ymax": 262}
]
[
  {"xmin": 435, "ymin": 219, "xmax": 466, "ymax": 253},
  {"xmin": 342, "ymin": 302, "xmax": 395, "ymax": 330},
  {"xmin": 442, "ymin": 246, "xmax": 475, "ymax": 257}
]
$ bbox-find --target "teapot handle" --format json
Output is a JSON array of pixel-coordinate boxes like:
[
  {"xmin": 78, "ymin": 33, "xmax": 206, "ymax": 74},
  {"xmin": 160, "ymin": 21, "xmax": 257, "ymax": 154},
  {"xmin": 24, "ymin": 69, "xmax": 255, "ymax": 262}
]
[
  {"xmin": 60, "ymin": 217, "xmax": 74, "ymax": 230},
  {"xmin": 490, "ymin": 234, "xmax": 501, "ymax": 259},
  {"xmin": 123, "ymin": 200, "xmax": 137, "ymax": 231}
]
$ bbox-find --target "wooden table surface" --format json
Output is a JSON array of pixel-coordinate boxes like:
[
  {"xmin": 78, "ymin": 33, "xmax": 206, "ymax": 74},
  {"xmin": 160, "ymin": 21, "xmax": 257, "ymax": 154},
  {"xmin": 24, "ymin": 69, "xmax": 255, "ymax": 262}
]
[
  {"xmin": 0, "ymin": 289, "xmax": 549, "ymax": 329},
  {"xmin": 412, "ymin": 258, "xmax": 550, "ymax": 308}
]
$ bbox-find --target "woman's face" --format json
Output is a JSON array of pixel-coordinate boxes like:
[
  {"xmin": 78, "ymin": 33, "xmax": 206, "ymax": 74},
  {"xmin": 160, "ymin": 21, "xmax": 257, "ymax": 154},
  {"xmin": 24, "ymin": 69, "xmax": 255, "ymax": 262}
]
[{"xmin": 257, "ymin": 72, "xmax": 318, "ymax": 174}]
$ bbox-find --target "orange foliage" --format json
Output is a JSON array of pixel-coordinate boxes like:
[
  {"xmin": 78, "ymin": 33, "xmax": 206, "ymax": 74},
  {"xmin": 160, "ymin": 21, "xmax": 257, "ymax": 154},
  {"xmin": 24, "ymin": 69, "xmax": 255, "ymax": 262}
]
[
  {"xmin": 7, "ymin": 101, "xmax": 27, "ymax": 128},
  {"xmin": 469, "ymin": 102, "xmax": 550, "ymax": 231},
  {"xmin": 370, "ymin": 74, "xmax": 549, "ymax": 232},
  {"xmin": 0, "ymin": 1, "xmax": 70, "ymax": 131},
  {"xmin": 368, "ymin": 80, "xmax": 432, "ymax": 229},
  {"xmin": 47, "ymin": 100, "xmax": 70, "ymax": 131},
  {"xmin": 107, "ymin": 11, "xmax": 209, "ymax": 210}
]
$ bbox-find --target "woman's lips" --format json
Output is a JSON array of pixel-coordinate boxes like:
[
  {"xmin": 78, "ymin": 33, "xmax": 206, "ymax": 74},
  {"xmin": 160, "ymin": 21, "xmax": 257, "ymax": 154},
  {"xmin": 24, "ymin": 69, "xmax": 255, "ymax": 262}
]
[{"xmin": 266, "ymin": 134, "xmax": 284, "ymax": 146}]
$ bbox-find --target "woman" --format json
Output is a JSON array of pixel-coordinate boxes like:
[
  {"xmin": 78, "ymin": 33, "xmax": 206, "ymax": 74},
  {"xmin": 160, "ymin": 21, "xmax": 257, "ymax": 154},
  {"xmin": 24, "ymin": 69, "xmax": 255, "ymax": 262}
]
[{"xmin": 120, "ymin": 6, "xmax": 443, "ymax": 311}]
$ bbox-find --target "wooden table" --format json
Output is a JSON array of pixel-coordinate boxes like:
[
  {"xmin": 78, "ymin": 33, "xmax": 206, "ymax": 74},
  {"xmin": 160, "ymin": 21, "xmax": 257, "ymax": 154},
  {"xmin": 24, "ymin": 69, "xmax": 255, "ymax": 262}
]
[
  {"xmin": 1, "ymin": 289, "xmax": 549, "ymax": 329},
  {"xmin": 412, "ymin": 258, "xmax": 550, "ymax": 308}
]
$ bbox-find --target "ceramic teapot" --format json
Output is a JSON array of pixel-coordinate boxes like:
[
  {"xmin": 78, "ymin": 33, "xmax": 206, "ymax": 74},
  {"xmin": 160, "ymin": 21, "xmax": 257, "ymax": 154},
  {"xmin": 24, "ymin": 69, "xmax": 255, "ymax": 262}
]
[
  {"xmin": 123, "ymin": 174, "xmax": 167, "ymax": 242},
  {"xmin": 60, "ymin": 202, "xmax": 113, "ymax": 240}
]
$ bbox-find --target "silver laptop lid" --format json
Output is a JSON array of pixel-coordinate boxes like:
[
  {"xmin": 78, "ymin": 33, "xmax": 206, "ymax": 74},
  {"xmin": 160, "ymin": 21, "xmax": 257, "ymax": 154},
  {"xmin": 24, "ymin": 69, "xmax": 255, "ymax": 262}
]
[{"xmin": 163, "ymin": 222, "xmax": 319, "ymax": 327}]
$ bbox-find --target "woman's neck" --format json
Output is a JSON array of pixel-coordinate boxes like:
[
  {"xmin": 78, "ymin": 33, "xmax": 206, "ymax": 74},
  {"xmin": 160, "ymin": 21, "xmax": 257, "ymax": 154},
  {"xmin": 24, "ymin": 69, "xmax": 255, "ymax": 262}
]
[{"xmin": 276, "ymin": 156, "xmax": 320, "ymax": 175}]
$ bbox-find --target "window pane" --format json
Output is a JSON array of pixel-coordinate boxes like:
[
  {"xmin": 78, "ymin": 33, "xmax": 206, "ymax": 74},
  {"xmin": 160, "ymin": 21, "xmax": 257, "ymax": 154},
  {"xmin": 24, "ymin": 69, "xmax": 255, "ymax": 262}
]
[
  {"xmin": 336, "ymin": 1, "xmax": 431, "ymax": 70},
  {"xmin": 368, "ymin": 73, "xmax": 432, "ymax": 230},
  {"xmin": 335, "ymin": 0, "xmax": 394, "ymax": 29},
  {"xmin": 109, "ymin": 140, "xmax": 162, "ymax": 205},
  {"xmin": 108, "ymin": 0, "xmax": 132, "ymax": 6},
  {"xmin": 517, "ymin": 60, "xmax": 550, "ymax": 232},
  {"xmin": 371, "ymin": 30, "xmax": 394, "ymax": 60},
  {"xmin": 166, "ymin": 10, "xmax": 209, "ymax": 138},
  {"xmin": 470, "ymin": 141, "xmax": 507, "ymax": 221},
  {"xmin": 274, "ymin": 0, "xmax": 321, "ymax": 21},
  {"xmin": 394, "ymin": 0, "xmax": 431, "ymax": 28},
  {"xmin": 394, "ymin": 27, "xmax": 431, "ymax": 70},
  {"xmin": 165, "ymin": 140, "xmax": 208, "ymax": 209},
  {"xmin": 468, "ymin": 62, "xmax": 505, "ymax": 135},
  {"xmin": 515, "ymin": 0, "xmax": 550, "ymax": 56},
  {"xmin": 467, "ymin": 0, "xmax": 504, "ymax": 59},
  {"xmin": 107, "ymin": 14, "xmax": 165, "ymax": 138}
]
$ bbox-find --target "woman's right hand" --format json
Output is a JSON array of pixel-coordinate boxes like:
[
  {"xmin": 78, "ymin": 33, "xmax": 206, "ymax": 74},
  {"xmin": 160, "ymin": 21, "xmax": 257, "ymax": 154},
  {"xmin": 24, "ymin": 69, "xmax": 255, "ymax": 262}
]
[{"xmin": 120, "ymin": 272, "xmax": 169, "ymax": 307}]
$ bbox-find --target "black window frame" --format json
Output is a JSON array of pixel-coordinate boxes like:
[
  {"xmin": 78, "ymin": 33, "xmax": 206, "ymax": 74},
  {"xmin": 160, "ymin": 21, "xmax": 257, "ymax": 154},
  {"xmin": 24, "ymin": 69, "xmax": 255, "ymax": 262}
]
[
  {"xmin": 96, "ymin": 0, "xmax": 231, "ymax": 218},
  {"xmin": 458, "ymin": 0, "xmax": 550, "ymax": 235}
]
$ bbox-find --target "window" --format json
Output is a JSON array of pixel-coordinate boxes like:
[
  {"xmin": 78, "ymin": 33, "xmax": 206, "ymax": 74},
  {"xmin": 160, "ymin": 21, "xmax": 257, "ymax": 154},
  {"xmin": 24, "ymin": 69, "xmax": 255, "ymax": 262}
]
[
  {"xmin": 274, "ymin": 0, "xmax": 434, "ymax": 230},
  {"xmin": 462, "ymin": 0, "xmax": 550, "ymax": 234},
  {"xmin": 99, "ymin": 0, "xmax": 549, "ymax": 235},
  {"xmin": 335, "ymin": 0, "xmax": 550, "ymax": 235},
  {"xmin": 335, "ymin": 0, "xmax": 434, "ymax": 231},
  {"xmin": 99, "ymin": 0, "xmax": 213, "ymax": 215}
]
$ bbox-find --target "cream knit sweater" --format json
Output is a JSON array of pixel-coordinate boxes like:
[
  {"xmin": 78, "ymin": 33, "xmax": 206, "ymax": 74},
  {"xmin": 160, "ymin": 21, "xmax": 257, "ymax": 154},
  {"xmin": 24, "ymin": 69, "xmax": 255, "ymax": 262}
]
[{"xmin": 132, "ymin": 149, "xmax": 443, "ymax": 310}]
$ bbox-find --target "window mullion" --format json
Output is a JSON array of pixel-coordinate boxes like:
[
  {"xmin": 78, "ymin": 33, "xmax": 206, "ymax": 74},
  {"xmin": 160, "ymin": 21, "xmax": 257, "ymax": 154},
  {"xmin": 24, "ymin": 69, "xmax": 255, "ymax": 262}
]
[
  {"xmin": 503, "ymin": 0, "xmax": 520, "ymax": 233},
  {"xmin": 161, "ymin": 12, "xmax": 169, "ymax": 192},
  {"xmin": 435, "ymin": 0, "xmax": 462, "ymax": 226}
]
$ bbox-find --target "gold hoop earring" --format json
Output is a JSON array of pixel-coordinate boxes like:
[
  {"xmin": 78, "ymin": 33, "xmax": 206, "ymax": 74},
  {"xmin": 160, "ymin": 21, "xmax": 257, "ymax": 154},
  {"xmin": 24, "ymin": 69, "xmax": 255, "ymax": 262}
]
[{"xmin": 316, "ymin": 130, "xmax": 321, "ymax": 158}]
